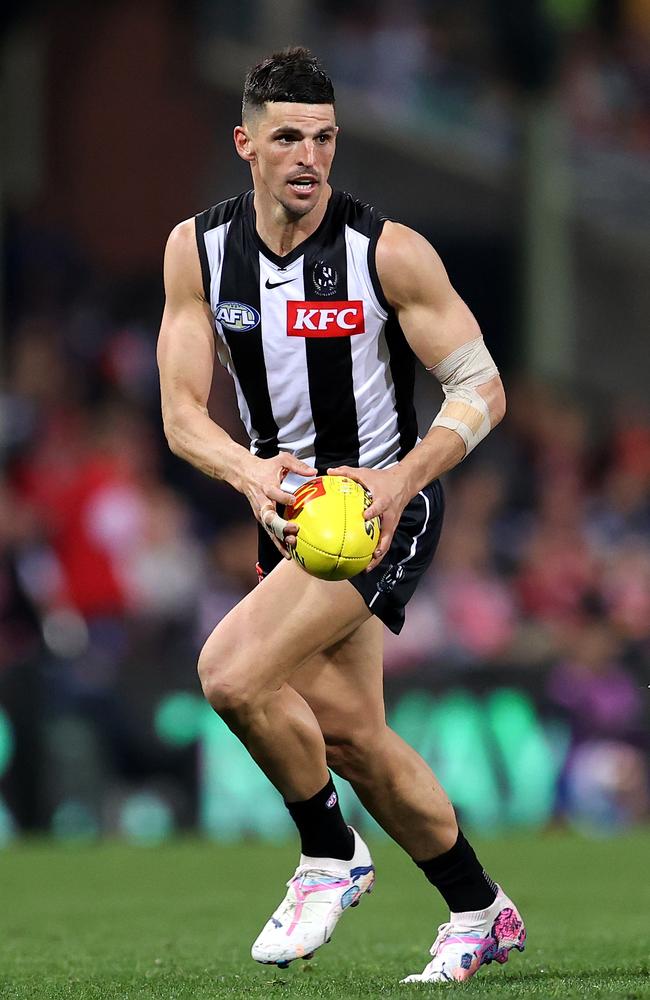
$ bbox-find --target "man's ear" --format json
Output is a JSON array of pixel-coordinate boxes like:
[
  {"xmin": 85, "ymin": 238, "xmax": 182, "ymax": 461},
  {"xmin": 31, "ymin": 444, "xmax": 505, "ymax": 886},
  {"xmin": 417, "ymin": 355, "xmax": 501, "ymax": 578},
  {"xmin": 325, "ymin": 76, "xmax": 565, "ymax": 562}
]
[{"xmin": 234, "ymin": 125, "xmax": 256, "ymax": 163}]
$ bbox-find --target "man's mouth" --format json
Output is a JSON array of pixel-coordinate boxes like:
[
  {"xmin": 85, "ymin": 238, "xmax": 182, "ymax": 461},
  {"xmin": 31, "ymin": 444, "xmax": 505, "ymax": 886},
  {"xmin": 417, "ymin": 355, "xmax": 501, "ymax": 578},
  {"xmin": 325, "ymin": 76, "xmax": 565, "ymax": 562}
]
[{"xmin": 288, "ymin": 176, "xmax": 318, "ymax": 195}]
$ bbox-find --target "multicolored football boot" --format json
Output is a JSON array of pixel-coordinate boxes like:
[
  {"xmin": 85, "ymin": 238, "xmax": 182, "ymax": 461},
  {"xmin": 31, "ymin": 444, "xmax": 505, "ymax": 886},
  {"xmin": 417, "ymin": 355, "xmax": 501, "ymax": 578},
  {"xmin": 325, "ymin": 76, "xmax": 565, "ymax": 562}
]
[
  {"xmin": 401, "ymin": 885, "xmax": 526, "ymax": 984},
  {"xmin": 251, "ymin": 827, "xmax": 375, "ymax": 968}
]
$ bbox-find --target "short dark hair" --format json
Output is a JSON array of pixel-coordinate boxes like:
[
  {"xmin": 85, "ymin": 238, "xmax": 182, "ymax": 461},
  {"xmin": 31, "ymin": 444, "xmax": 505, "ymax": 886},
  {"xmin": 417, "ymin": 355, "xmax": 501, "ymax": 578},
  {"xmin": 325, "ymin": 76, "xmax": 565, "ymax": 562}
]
[{"xmin": 242, "ymin": 47, "xmax": 335, "ymax": 120}]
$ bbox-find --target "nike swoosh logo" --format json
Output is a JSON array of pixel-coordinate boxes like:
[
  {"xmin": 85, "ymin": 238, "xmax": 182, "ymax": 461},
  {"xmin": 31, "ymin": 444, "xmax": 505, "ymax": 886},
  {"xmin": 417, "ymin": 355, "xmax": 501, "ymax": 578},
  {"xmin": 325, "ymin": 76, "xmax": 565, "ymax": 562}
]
[{"xmin": 265, "ymin": 278, "xmax": 293, "ymax": 289}]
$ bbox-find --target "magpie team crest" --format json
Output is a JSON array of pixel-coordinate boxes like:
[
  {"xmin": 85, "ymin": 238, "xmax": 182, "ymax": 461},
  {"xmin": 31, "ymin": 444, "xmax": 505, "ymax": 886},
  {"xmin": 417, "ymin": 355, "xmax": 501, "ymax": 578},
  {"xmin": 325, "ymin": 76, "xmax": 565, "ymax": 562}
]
[
  {"xmin": 313, "ymin": 260, "xmax": 338, "ymax": 296},
  {"xmin": 377, "ymin": 563, "xmax": 405, "ymax": 595}
]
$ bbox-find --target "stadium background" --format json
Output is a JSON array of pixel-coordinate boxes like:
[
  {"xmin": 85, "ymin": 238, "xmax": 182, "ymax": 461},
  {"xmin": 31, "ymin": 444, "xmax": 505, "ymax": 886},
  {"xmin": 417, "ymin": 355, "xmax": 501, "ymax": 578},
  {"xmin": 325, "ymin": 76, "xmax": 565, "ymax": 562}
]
[{"xmin": 1, "ymin": 0, "xmax": 649, "ymax": 854}]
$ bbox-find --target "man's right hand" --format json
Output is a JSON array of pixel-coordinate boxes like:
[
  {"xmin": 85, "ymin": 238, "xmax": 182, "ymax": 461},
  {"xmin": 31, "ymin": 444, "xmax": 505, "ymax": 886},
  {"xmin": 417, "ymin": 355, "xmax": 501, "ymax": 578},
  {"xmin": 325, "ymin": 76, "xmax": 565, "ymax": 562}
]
[{"xmin": 239, "ymin": 453, "xmax": 317, "ymax": 559}]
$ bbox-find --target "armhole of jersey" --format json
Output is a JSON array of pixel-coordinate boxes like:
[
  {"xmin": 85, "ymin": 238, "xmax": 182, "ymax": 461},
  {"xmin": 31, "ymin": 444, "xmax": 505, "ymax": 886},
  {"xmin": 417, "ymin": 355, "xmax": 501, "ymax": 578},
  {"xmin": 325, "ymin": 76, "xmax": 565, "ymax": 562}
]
[
  {"xmin": 194, "ymin": 214, "xmax": 212, "ymax": 303},
  {"xmin": 368, "ymin": 216, "xmax": 391, "ymax": 314}
]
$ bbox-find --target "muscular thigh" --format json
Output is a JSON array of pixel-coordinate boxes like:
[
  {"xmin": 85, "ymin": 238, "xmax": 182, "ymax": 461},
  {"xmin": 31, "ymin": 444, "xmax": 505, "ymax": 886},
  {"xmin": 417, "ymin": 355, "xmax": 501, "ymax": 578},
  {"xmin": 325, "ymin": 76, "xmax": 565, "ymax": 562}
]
[
  {"xmin": 199, "ymin": 557, "xmax": 371, "ymax": 695},
  {"xmin": 290, "ymin": 615, "xmax": 386, "ymax": 741}
]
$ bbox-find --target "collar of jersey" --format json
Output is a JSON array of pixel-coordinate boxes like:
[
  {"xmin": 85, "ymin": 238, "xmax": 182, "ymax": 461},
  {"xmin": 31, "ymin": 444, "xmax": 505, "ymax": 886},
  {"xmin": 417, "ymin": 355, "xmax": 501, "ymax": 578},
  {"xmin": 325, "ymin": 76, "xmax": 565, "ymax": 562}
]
[{"xmin": 246, "ymin": 188, "xmax": 340, "ymax": 269}]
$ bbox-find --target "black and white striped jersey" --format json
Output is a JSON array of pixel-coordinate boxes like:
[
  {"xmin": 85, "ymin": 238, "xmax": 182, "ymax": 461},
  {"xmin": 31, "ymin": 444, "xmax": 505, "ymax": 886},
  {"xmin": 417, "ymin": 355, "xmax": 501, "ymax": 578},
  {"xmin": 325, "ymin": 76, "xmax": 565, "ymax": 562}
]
[{"xmin": 195, "ymin": 188, "xmax": 418, "ymax": 476}]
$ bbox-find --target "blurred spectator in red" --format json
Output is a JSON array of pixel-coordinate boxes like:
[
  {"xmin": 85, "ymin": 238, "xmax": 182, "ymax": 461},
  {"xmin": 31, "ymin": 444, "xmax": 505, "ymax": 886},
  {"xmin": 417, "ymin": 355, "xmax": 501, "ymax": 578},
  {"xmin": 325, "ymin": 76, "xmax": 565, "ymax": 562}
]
[
  {"xmin": 435, "ymin": 525, "xmax": 518, "ymax": 662},
  {"xmin": 515, "ymin": 478, "xmax": 596, "ymax": 628},
  {"xmin": 12, "ymin": 377, "xmax": 158, "ymax": 620},
  {"xmin": 600, "ymin": 541, "xmax": 650, "ymax": 644}
]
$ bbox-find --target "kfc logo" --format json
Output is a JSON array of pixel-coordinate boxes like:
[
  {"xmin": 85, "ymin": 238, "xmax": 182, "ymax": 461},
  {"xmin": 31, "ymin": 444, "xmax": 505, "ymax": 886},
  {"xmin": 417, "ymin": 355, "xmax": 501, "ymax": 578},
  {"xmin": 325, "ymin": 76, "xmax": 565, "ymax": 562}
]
[{"xmin": 287, "ymin": 301, "xmax": 365, "ymax": 337}]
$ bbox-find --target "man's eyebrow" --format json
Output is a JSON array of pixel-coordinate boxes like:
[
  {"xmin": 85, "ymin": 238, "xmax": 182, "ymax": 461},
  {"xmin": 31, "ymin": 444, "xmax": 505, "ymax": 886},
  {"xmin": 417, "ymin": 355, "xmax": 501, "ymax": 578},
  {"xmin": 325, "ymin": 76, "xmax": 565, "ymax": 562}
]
[{"xmin": 270, "ymin": 125, "xmax": 336, "ymax": 135}]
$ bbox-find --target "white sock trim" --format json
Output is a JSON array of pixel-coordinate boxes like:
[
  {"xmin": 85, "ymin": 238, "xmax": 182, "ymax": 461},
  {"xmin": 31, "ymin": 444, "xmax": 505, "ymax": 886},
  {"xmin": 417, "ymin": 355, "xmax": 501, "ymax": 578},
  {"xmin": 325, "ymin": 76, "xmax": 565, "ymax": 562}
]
[{"xmin": 450, "ymin": 886, "xmax": 504, "ymax": 926}]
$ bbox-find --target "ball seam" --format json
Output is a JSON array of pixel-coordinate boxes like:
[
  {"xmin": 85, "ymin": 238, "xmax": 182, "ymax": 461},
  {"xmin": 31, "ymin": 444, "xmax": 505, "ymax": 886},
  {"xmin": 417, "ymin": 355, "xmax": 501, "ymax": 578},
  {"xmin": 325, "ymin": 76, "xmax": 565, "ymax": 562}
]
[
  {"xmin": 335, "ymin": 481, "xmax": 349, "ymax": 572},
  {"xmin": 297, "ymin": 536, "xmax": 371, "ymax": 561}
]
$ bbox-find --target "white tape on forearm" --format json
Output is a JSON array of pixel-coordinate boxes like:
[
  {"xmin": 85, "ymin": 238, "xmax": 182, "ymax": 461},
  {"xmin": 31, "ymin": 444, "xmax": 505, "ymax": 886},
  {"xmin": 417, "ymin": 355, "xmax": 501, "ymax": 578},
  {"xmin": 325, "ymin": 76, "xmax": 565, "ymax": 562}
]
[
  {"xmin": 428, "ymin": 337, "xmax": 499, "ymax": 457},
  {"xmin": 432, "ymin": 389, "xmax": 491, "ymax": 454},
  {"xmin": 262, "ymin": 508, "xmax": 289, "ymax": 542}
]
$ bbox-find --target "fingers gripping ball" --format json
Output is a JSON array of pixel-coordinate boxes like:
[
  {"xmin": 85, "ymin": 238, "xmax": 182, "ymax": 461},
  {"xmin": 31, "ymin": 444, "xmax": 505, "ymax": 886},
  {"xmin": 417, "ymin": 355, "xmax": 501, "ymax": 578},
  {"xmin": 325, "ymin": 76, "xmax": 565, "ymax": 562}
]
[{"xmin": 286, "ymin": 476, "xmax": 380, "ymax": 581}]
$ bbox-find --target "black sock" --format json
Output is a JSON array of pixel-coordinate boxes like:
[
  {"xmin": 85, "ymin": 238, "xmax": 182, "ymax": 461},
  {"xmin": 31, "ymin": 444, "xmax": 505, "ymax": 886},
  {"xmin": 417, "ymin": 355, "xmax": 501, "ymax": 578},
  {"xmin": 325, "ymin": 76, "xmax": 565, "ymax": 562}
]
[
  {"xmin": 415, "ymin": 829, "xmax": 498, "ymax": 913},
  {"xmin": 285, "ymin": 775, "xmax": 354, "ymax": 861}
]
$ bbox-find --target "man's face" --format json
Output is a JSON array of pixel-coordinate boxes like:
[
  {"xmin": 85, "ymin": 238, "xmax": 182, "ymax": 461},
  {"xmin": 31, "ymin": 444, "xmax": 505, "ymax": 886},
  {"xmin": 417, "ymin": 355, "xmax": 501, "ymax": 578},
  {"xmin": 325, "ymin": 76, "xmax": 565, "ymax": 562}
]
[{"xmin": 236, "ymin": 102, "xmax": 338, "ymax": 219}]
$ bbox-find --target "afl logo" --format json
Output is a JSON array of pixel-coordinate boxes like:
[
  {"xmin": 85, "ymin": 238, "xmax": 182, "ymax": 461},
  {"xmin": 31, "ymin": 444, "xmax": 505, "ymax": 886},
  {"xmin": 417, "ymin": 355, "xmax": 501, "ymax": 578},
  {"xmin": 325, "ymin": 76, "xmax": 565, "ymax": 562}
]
[
  {"xmin": 313, "ymin": 260, "xmax": 338, "ymax": 296},
  {"xmin": 215, "ymin": 301, "xmax": 260, "ymax": 332}
]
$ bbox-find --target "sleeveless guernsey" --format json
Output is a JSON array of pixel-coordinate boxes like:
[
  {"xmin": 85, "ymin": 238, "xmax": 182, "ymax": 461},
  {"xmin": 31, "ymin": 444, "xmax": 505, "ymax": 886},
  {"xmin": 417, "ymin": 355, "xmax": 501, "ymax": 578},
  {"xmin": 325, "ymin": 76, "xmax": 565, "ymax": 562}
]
[{"xmin": 195, "ymin": 189, "xmax": 418, "ymax": 474}]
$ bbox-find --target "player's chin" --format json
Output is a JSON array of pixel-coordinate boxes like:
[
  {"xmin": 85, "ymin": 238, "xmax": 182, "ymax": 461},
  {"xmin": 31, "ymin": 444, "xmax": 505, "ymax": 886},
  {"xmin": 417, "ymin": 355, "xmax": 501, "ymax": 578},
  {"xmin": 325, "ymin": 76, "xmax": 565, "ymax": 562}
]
[{"xmin": 283, "ymin": 184, "xmax": 320, "ymax": 213}]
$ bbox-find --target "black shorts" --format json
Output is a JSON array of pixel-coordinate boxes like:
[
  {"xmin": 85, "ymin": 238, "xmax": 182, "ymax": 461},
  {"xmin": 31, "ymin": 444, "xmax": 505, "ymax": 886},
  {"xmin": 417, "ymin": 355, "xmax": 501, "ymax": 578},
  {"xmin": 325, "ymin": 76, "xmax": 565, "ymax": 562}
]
[{"xmin": 256, "ymin": 479, "xmax": 444, "ymax": 635}]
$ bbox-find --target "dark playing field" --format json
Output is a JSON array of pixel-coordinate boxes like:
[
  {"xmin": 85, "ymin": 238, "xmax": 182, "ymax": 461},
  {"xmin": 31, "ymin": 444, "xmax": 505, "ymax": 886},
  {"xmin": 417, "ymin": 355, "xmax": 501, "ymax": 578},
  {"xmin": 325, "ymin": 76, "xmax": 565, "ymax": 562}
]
[{"xmin": 1, "ymin": 831, "xmax": 648, "ymax": 999}]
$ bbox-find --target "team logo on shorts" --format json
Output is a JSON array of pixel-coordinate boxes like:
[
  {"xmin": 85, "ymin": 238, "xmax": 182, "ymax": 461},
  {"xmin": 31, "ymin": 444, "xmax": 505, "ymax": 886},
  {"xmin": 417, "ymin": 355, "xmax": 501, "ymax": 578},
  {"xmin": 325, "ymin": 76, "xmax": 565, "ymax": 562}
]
[
  {"xmin": 325, "ymin": 791, "xmax": 338, "ymax": 809},
  {"xmin": 313, "ymin": 260, "xmax": 338, "ymax": 296},
  {"xmin": 215, "ymin": 301, "xmax": 260, "ymax": 332},
  {"xmin": 377, "ymin": 563, "xmax": 405, "ymax": 594}
]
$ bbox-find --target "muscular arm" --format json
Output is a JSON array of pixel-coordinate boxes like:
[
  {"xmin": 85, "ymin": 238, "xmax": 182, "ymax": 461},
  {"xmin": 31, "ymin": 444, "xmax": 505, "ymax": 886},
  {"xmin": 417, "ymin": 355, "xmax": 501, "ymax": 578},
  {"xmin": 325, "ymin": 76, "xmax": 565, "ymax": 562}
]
[
  {"xmin": 376, "ymin": 221, "xmax": 506, "ymax": 496},
  {"xmin": 157, "ymin": 220, "xmax": 316, "ymax": 553},
  {"xmin": 330, "ymin": 222, "xmax": 505, "ymax": 570},
  {"xmin": 157, "ymin": 219, "xmax": 253, "ymax": 490}
]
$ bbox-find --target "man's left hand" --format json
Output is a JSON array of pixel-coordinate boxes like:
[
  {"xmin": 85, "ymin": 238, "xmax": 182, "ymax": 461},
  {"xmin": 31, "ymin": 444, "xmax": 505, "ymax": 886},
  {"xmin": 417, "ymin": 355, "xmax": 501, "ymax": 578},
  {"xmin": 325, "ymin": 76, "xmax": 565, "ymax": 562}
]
[{"xmin": 327, "ymin": 464, "xmax": 411, "ymax": 572}]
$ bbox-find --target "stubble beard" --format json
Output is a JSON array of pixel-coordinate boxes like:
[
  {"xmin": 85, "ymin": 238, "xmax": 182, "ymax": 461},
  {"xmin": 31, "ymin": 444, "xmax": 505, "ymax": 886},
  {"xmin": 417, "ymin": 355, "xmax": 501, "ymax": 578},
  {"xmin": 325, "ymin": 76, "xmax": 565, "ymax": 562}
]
[
  {"xmin": 272, "ymin": 189, "xmax": 321, "ymax": 225},
  {"xmin": 278, "ymin": 198, "xmax": 314, "ymax": 222}
]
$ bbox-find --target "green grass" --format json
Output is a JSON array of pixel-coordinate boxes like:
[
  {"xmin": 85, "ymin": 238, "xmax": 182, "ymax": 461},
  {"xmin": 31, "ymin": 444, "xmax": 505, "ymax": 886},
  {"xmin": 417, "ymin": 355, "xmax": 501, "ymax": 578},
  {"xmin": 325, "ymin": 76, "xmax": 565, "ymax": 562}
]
[{"xmin": 1, "ymin": 831, "xmax": 649, "ymax": 999}]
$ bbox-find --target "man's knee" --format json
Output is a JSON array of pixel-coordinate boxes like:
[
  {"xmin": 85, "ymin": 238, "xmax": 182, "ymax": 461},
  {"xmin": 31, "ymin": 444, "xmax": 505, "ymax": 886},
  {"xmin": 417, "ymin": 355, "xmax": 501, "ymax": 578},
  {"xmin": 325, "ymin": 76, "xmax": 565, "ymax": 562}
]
[{"xmin": 197, "ymin": 628, "xmax": 254, "ymax": 717}]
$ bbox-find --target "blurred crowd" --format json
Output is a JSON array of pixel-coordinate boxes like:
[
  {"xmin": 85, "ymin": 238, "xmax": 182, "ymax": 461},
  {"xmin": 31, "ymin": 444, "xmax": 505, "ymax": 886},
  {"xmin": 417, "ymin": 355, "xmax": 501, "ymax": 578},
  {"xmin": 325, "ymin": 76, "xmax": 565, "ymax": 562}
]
[
  {"xmin": 7, "ymin": 295, "xmax": 648, "ymax": 679},
  {"xmin": 1, "ymin": 277, "xmax": 649, "ymax": 830},
  {"xmin": 201, "ymin": 0, "xmax": 650, "ymax": 156},
  {"xmin": 317, "ymin": 0, "xmax": 650, "ymax": 155},
  {"xmin": 0, "ymin": 0, "xmax": 648, "ymax": 835}
]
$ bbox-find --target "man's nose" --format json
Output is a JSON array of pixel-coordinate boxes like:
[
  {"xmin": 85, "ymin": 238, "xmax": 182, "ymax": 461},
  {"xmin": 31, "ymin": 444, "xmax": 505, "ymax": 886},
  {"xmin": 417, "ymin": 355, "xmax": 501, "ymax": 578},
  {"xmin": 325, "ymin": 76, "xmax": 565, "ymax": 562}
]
[{"xmin": 297, "ymin": 139, "xmax": 315, "ymax": 167}]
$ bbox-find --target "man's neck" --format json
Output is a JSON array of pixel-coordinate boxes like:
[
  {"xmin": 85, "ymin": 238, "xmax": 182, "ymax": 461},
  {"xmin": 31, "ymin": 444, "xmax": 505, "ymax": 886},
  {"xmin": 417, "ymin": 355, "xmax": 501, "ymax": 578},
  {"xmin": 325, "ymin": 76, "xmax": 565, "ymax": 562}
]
[{"xmin": 253, "ymin": 185, "xmax": 332, "ymax": 258}]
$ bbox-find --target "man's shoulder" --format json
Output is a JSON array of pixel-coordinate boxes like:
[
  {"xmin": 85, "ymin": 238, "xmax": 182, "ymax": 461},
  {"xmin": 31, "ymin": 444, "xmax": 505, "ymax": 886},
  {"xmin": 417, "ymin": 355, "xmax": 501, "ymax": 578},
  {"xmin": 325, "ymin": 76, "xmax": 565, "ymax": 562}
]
[
  {"xmin": 375, "ymin": 221, "xmax": 440, "ymax": 275},
  {"xmin": 334, "ymin": 189, "xmax": 391, "ymax": 236},
  {"xmin": 325, "ymin": 189, "xmax": 386, "ymax": 234},
  {"xmin": 195, "ymin": 190, "xmax": 253, "ymax": 234},
  {"xmin": 375, "ymin": 222, "xmax": 450, "ymax": 313}
]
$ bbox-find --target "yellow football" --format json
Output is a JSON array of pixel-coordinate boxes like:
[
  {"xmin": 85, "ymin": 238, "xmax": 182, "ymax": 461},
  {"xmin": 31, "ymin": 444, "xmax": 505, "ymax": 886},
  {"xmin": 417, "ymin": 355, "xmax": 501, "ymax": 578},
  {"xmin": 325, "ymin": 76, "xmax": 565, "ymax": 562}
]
[{"xmin": 286, "ymin": 475, "xmax": 380, "ymax": 581}]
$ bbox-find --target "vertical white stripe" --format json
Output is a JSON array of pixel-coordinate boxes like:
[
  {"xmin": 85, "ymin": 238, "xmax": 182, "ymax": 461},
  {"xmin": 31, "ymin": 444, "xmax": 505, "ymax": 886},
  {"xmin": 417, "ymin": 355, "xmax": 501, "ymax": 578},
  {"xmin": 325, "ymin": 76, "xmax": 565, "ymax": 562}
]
[
  {"xmin": 257, "ymin": 254, "xmax": 316, "ymax": 461},
  {"xmin": 400, "ymin": 490, "xmax": 431, "ymax": 566},
  {"xmin": 205, "ymin": 221, "xmax": 231, "ymax": 313}
]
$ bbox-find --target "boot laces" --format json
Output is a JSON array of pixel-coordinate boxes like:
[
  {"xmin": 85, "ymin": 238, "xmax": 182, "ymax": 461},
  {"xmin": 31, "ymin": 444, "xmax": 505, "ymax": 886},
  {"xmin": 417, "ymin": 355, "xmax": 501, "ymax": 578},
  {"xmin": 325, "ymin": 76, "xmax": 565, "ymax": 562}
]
[
  {"xmin": 430, "ymin": 920, "xmax": 484, "ymax": 957},
  {"xmin": 287, "ymin": 865, "xmax": 346, "ymax": 888}
]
